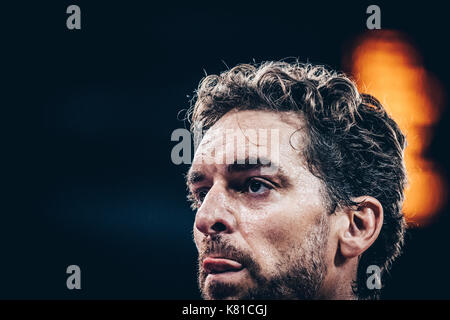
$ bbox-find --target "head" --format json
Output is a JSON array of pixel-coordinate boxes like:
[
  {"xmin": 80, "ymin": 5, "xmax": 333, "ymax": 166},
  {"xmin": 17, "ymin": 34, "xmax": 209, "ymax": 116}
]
[{"xmin": 186, "ymin": 61, "xmax": 407, "ymax": 300}]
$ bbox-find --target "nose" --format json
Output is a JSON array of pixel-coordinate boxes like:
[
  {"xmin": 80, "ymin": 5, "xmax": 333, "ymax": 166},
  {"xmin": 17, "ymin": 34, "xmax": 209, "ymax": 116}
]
[{"xmin": 194, "ymin": 184, "xmax": 236, "ymax": 236}]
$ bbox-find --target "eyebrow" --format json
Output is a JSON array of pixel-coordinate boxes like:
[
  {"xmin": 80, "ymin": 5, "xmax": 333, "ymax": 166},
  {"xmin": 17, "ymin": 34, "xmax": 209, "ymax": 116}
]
[
  {"xmin": 227, "ymin": 156, "xmax": 274, "ymax": 174},
  {"xmin": 186, "ymin": 171, "xmax": 206, "ymax": 185},
  {"xmin": 186, "ymin": 156, "xmax": 290, "ymax": 187}
]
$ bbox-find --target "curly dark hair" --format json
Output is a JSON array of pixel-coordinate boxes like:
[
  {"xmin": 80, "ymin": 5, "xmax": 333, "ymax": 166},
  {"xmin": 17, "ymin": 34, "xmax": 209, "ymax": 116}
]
[{"xmin": 188, "ymin": 60, "xmax": 407, "ymax": 299}]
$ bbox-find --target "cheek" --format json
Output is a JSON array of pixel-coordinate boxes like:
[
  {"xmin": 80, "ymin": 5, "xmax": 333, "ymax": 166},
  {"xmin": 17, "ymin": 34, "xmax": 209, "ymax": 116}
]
[
  {"xmin": 237, "ymin": 190, "xmax": 325, "ymax": 265},
  {"xmin": 237, "ymin": 203, "xmax": 306, "ymax": 266},
  {"xmin": 192, "ymin": 225, "xmax": 202, "ymax": 250}
]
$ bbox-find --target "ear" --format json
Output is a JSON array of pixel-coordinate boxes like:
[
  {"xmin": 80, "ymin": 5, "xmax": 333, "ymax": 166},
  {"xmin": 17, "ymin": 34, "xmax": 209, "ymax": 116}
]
[{"xmin": 338, "ymin": 196, "xmax": 384, "ymax": 259}]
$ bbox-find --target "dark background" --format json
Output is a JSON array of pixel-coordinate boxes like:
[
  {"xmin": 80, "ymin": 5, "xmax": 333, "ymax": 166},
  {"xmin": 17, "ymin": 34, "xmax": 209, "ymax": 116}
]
[{"xmin": 2, "ymin": 1, "xmax": 449, "ymax": 299}]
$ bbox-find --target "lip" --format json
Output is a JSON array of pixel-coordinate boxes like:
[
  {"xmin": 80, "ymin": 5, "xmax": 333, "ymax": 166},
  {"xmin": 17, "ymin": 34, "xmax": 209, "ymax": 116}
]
[{"xmin": 202, "ymin": 257, "xmax": 244, "ymax": 274}]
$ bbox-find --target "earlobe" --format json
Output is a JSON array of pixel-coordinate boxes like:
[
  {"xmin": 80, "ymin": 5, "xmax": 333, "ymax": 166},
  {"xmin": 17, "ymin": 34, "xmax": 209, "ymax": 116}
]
[{"xmin": 338, "ymin": 196, "xmax": 384, "ymax": 259}]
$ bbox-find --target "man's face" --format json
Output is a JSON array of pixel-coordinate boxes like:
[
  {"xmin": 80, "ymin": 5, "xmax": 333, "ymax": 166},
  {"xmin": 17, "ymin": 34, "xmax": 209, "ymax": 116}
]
[{"xmin": 188, "ymin": 110, "xmax": 332, "ymax": 299}]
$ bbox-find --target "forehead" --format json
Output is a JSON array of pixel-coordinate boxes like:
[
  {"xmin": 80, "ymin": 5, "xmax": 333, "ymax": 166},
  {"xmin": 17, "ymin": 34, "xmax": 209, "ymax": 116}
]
[
  {"xmin": 191, "ymin": 109, "xmax": 307, "ymax": 172},
  {"xmin": 210, "ymin": 109, "xmax": 304, "ymax": 132}
]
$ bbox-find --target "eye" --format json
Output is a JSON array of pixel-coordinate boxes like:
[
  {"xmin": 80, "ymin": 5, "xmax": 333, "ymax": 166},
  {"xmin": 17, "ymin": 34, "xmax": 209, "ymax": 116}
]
[
  {"xmin": 196, "ymin": 189, "xmax": 209, "ymax": 203},
  {"xmin": 246, "ymin": 179, "xmax": 272, "ymax": 195}
]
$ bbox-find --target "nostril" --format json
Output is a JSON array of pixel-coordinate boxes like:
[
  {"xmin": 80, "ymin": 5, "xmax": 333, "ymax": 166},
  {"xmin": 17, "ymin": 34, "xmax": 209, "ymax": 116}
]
[{"xmin": 211, "ymin": 222, "xmax": 227, "ymax": 233}]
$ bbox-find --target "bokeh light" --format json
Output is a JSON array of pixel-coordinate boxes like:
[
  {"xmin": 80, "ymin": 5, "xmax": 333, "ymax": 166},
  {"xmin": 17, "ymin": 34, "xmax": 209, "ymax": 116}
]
[{"xmin": 343, "ymin": 30, "xmax": 447, "ymax": 226}]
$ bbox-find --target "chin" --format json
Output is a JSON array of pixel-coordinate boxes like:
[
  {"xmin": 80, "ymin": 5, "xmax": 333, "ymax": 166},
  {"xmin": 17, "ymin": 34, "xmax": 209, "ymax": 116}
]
[
  {"xmin": 203, "ymin": 279, "xmax": 254, "ymax": 300},
  {"xmin": 203, "ymin": 282, "xmax": 248, "ymax": 300},
  {"xmin": 204, "ymin": 289, "xmax": 248, "ymax": 300},
  {"xmin": 202, "ymin": 268, "xmax": 255, "ymax": 300}
]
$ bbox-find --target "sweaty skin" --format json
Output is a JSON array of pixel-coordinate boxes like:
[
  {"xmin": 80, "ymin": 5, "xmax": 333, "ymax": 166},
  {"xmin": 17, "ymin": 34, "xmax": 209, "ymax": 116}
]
[{"xmin": 188, "ymin": 109, "xmax": 347, "ymax": 299}]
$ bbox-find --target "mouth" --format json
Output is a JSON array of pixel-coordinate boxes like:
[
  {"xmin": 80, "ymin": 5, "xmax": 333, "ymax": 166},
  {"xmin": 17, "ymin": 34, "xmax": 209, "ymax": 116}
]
[{"xmin": 202, "ymin": 257, "xmax": 244, "ymax": 275}]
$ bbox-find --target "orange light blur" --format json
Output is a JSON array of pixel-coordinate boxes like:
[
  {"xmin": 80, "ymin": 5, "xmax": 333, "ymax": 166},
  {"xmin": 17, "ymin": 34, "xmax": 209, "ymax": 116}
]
[{"xmin": 343, "ymin": 30, "xmax": 446, "ymax": 226}]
